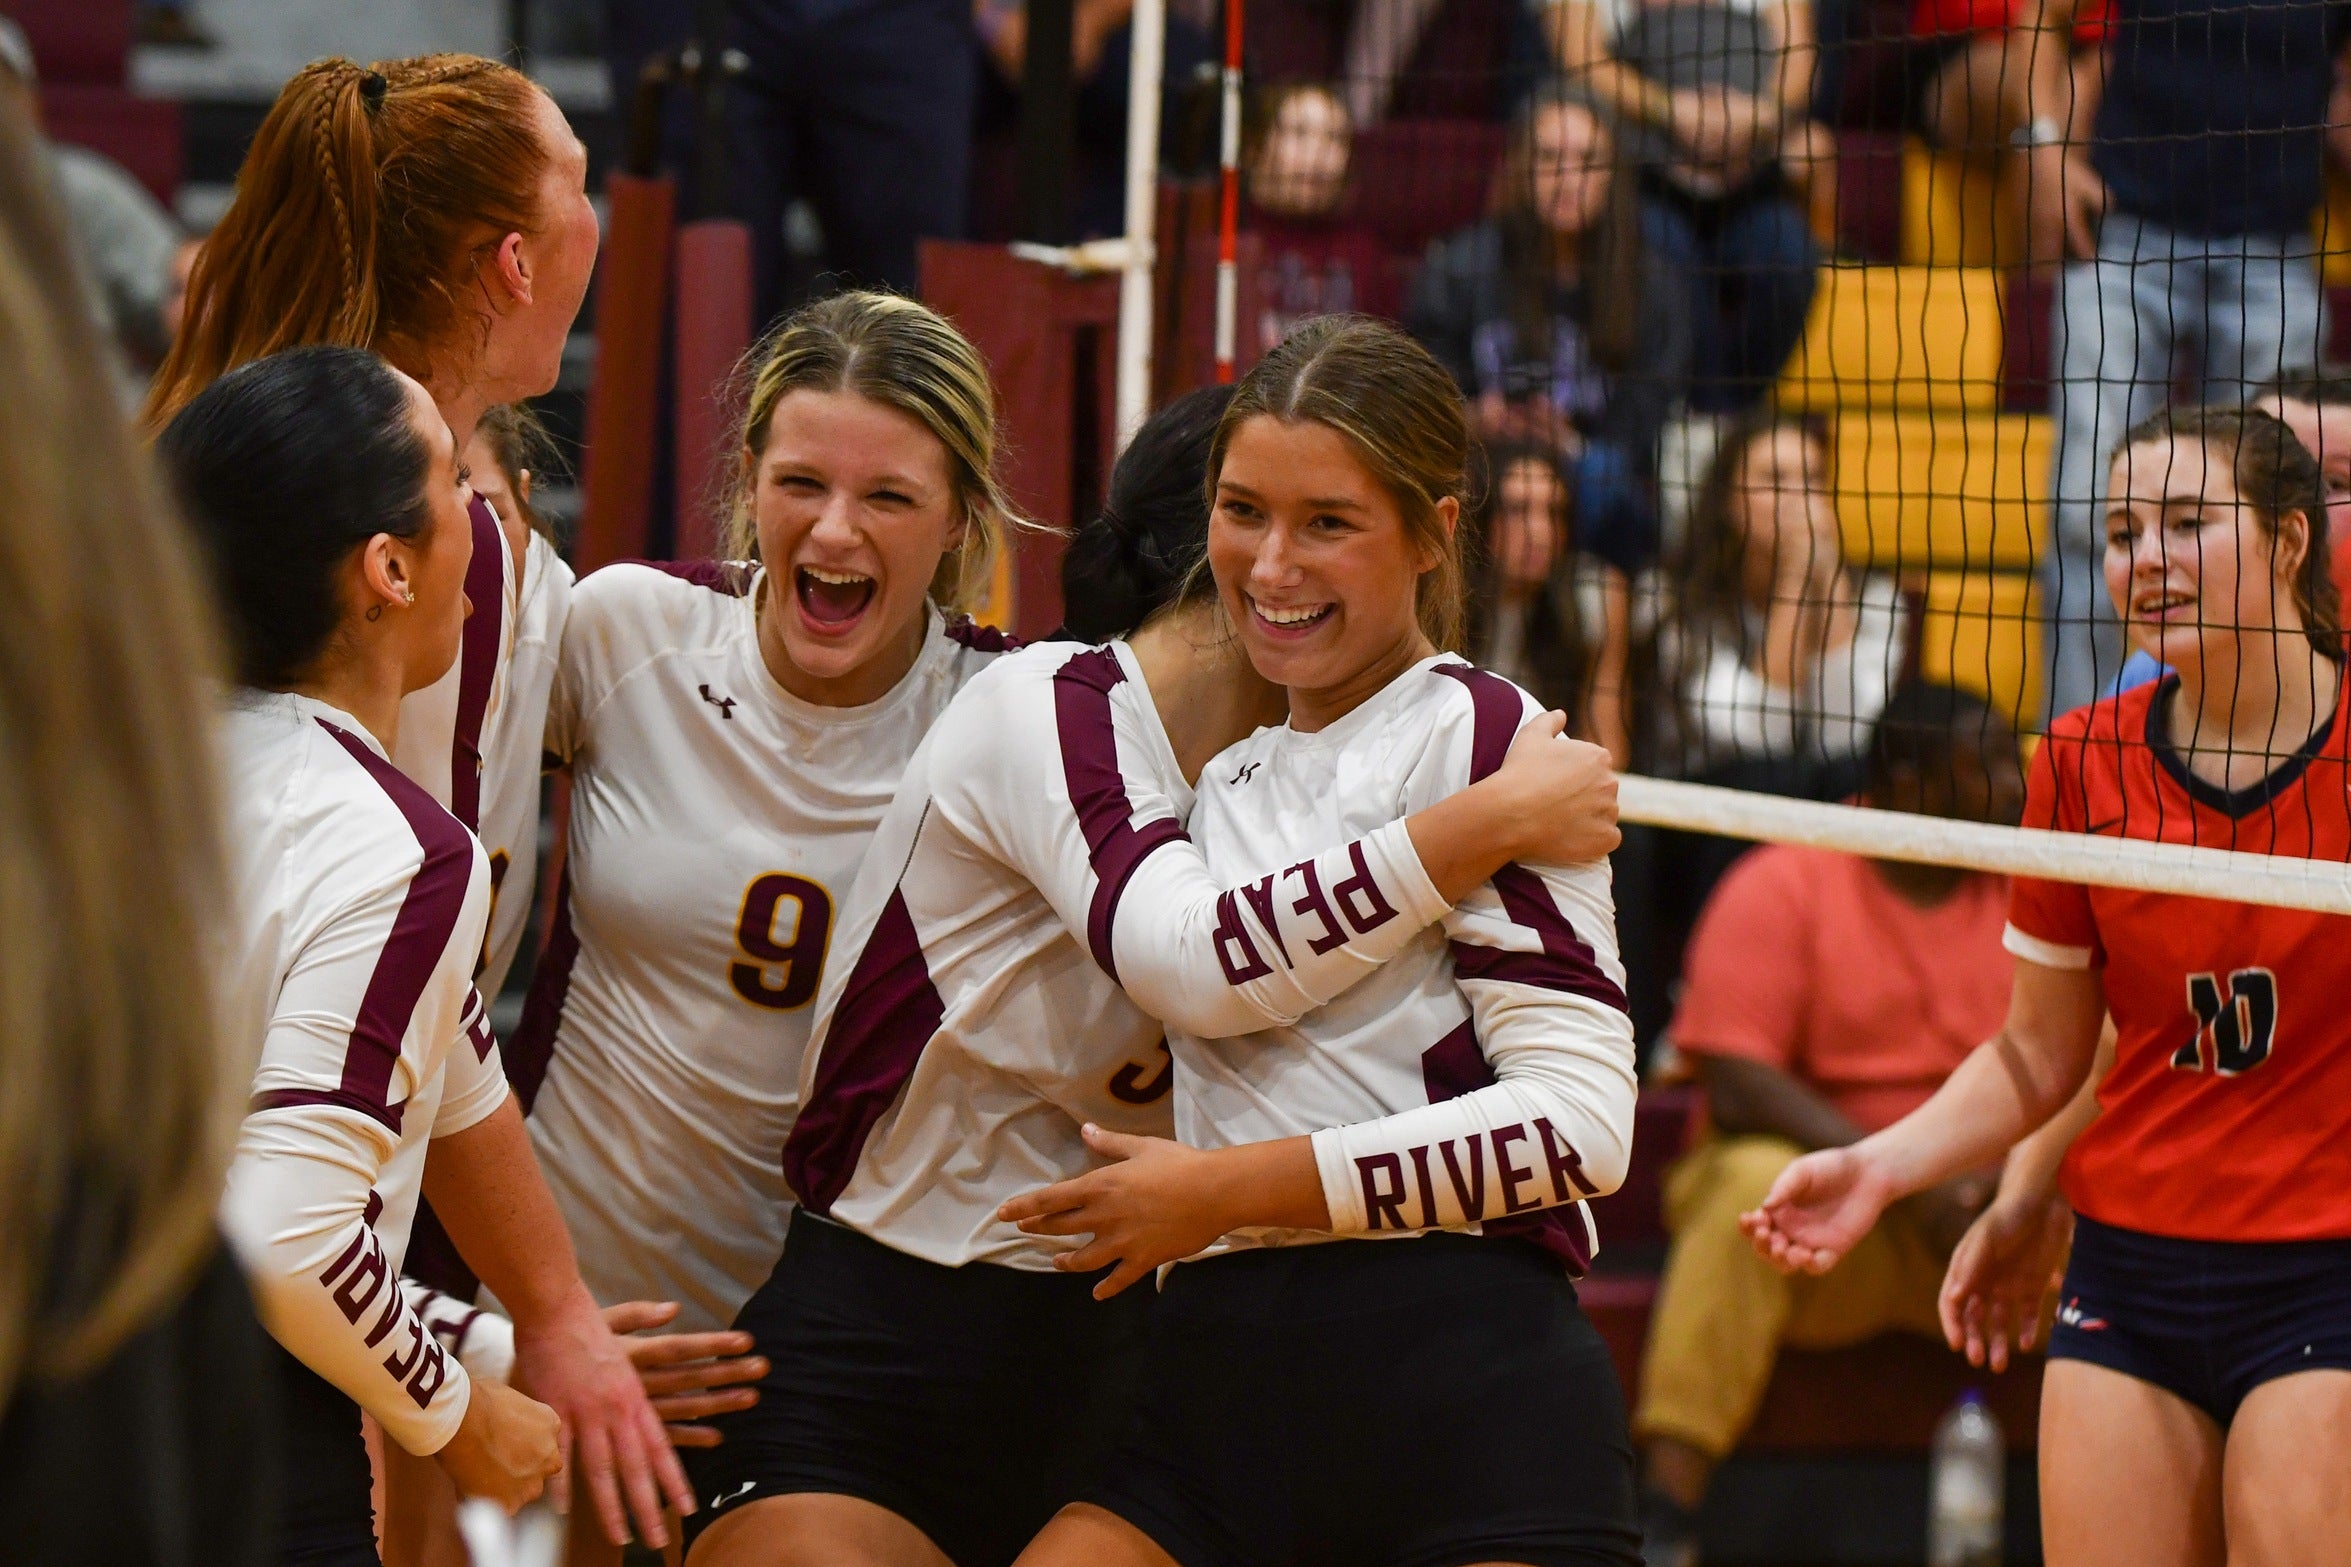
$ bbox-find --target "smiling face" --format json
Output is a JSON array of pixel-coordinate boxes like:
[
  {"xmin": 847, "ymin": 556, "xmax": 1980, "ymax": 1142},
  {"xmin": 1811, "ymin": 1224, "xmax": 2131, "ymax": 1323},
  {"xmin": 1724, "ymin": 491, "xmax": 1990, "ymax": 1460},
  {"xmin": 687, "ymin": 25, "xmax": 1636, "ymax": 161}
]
[
  {"xmin": 1526, "ymin": 100, "xmax": 1612, "ymax": 239},
  {"xmin": 389, "ymin": 371, "xmax": 477, "ymax": 694},
  {"xmin": 1209, "ymin": 414, "xmax": 1452, "ymax": 728},
  {"xmin": 2105, "ymin": 435, "xmax": 2308, "ymax": 676},
  {"xmin": 750, "ymin": 387, "xmax": 965, "ymax": 706},
  {"xmin": 1492, "ymin": 454, "xmax": 1568, "ymax": 594}
]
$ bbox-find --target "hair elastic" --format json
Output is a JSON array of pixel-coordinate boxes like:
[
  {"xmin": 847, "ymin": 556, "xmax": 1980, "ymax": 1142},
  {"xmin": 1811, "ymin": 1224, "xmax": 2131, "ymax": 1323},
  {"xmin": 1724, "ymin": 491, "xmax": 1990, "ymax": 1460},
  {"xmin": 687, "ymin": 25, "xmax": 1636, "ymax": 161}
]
[{"xmin": 359, "ymin": 71, "xmax": 388, "ymax": 109}]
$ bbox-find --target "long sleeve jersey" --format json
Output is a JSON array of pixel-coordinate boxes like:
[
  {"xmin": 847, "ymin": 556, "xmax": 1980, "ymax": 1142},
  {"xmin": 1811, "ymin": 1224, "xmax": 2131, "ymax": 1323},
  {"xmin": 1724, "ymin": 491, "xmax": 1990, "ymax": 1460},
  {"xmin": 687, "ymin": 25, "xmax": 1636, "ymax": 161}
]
[
  {"xmin": 217, "ymin": 692, "xmax": 511, "ymax": 1457},
  {"xmin": 781, "ymin": 640, "xmax": 1452, "ymax": 1270},
  {"xmin": 513, "ymin": 563, "xmax": 1012, "ymax": 1329},
  {"xmin": 1177, "ymin": 656, "xmax": 1639, "ymax": 1272}
]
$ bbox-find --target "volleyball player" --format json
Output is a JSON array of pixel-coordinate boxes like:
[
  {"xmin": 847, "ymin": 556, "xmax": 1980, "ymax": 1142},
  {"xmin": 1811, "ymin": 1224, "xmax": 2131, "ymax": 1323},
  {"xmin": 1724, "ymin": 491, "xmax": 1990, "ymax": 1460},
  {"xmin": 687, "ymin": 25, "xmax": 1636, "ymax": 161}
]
[
  {"xmin": 1745, "ymin": 406, "xmax": 2351, "ymax": 1563},
  {"xmin": 148, "ymin": 53, "xmax": 599, "ymax": 854},
  {"xmin": 169, "ymin": 347, "xmax": 691, "ymax": 1561},
  {"xmin": 996, "ymin": 316, "xmax": 1640, "ymax": 1567},
  {"xmin": 687, "ymin": 375, "xmax": 1623, "ymax": 1567},
  {"xmin": 511, "ymin": 293, "xmax": 1022, "ymax": 1347},
  {"xmin": 465, "ymin": 405, "xmax": 575, "ymax": 1000}
]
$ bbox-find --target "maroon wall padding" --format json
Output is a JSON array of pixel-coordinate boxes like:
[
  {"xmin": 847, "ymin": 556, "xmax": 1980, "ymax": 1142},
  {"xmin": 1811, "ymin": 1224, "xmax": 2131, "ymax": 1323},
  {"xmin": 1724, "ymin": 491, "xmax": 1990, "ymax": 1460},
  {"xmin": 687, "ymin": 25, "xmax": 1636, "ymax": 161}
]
[
  {"xmin": 576, "ymin": 171, "xmax": 675, "ymax": 573},
  {"xmin": 1343, "ymin": 120, "xmax": 1507, "ymax": 261},
  {"xmin": 41, "ymin": 85, "xmax": 181, "ymax": 203},
  {"xmin": 1387, "ymin": 0, "xmax": 1509, "ymax": 121},
  {"xmin": 921, "ymin": 240, "xmax": 1122, "ymax": 639},
  {"xmin": 670, "ymin": 217, "xmax": 755, "ymax": 562},
  {"xmin": 0, "ymin": 0, "xmax": 130, "ymax": 85},
  {"xmin": 1834, "ymin": 129, "xmax": 1905, "ymax": 265}
]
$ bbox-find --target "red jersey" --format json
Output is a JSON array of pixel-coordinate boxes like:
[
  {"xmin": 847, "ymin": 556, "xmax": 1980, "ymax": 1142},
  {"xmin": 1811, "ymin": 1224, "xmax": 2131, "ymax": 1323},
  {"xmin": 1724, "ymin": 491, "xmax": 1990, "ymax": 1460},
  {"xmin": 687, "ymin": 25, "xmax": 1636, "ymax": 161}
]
[
  {"xmin": 1912, "ymin": 0, "xmax": 2109, "ymax": 47},
  {"xmin": 2006, "ymin": 669, "xmax": 2351, "ymax": 1242}
]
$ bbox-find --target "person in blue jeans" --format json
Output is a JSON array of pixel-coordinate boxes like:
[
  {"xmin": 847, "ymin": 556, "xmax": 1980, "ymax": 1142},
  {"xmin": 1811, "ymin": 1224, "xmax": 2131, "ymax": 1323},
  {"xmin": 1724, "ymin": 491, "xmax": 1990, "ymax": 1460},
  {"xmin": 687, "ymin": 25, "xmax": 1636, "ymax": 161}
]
[
  {"xmin": 605, "ymin": 0, "xmax": 976, "ymax": 321},
  {"xmin": 2022, "ymin": 0, "xmax": 2342, "ymax": 717}
]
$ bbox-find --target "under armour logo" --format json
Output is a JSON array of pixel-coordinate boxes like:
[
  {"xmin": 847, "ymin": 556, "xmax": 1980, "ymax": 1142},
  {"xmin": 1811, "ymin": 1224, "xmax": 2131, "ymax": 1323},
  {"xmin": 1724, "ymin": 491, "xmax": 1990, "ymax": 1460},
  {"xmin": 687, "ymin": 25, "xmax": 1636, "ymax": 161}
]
[
  {"xmin": 1228, "ymin": 760, "xmax": 1262, "ymax": 786},
  {"xmin": 699, "ymin": 684, "xmax": 737, "ymax": 720}
]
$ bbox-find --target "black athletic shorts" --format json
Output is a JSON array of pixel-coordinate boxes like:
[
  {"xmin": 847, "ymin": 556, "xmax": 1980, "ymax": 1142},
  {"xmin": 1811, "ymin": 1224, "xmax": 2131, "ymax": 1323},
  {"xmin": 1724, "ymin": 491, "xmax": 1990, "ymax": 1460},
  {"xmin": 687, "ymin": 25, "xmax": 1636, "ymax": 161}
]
[
  {"xmin": 2047, "ymin": 1213, "xmax": 2351, "ymax": 1429},
  {"xmin": 681, "ymin": 1207, "xmax": 1153, "ymax": 1566},
  {"xmin": 268, "ymin": 1341, "xmax": 379, "ymax": 1567},
  {"xmin": 1085, "ymin": 1232, "xmax": 1641, "ymax": 1567}
]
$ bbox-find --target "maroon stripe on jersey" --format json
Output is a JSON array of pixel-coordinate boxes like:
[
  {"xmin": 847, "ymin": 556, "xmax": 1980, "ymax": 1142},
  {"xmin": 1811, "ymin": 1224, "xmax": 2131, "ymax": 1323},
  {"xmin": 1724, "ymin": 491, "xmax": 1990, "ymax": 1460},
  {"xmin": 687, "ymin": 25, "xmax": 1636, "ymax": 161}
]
[
  {"xmin": 613, "ymin": 557, "xmax": 757, "ymax": 596},
  {"xmin": 944, "ymin": 615, "xmax": 1022, "ymax": 653},
  {"xmin": 782, "ymin": 889, "xmax": 946, "ymax": 1214},
  {"xmin": 316, "ymin": 721, "xmax": 480, "ymax": 1134},
  {"xmin": 449, "ymin": 495, "xmax": 507, "ymax": 832},
  {"xmin": 1432, "ymin": 663, "xmax": 1628, "ymax": 1014},
  {"xmin": 1051, "ymin": 647, "xmax": 1190, "ymax": 982},
  {"xmin": 505, "ymin": 863, "xmax": 580, "ymax": 1115},
  {"xmin": 1420, "ymin": 1021, "xmax": 1595, "ymax": 1274}
]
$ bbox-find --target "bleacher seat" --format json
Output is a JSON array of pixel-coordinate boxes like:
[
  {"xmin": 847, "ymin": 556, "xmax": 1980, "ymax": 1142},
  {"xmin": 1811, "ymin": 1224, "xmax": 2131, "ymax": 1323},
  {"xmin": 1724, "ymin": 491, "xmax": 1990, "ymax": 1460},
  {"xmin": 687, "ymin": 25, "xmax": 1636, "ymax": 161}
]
[
  {"xmin": 1342, "ymin": 119, "xmax": 1506, "ymax": 261},
  {"xmin": 2317, "ymin": 168, "xmax": 2351, "ymax": 289},
  {"xmin": 1386, "ymin": 0, "xmax": 1510, "ymax": 121},
  {"xmin": 1779, "ymin": 265, "xmax": 2007, "ymax": 413},
  {"xmin": 1918, "ymin": 570, "xmax": 2043, "ymax": 728},
  {"xmin": 1832, "ymin": 410, "xmax": 2050, "ymax": 571},
  {"xmin": 1245, "ymin": 0, "xmax": 1344, "ymax": 84},
  {"xmin": 1900, "ymin": 138, "xmax": 2018, "ymax": 270}
]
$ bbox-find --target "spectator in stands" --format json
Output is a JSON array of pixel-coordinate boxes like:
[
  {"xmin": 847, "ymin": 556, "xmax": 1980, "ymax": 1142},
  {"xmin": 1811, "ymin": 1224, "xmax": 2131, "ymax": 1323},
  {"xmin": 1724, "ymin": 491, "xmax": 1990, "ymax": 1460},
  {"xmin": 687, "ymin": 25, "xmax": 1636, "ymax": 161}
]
[
  {"xmin": 605, "ymin": 0, "xmax": 979, "ymax": 316},
  {"xmin": 1244, "ymin": 82, "xmax": 1398, "ymax": 353},
  {"xmin": 2254, "ymin": 371, "xmax": 2351, "ymax": 610},
  {"xmin": 1653, "ymin": 411, "xmax": 1907, "ymax": 777},
  {"xmin": 1904, "ymin": 0, "xmax": 2107, "ymax": 268},
  {"xmin": 1541, "ymin": 0, "xmax": 1828, "ymax": 410},
  {"xmin": 1632, "ymin": 682, "xmax": 2024, "ymax": 1567},
  {"xmin": 0, "ymin": 20, "xmax": 194, "ymax": 384},
  {"xmin": 2030, "ymin": 0, "xmax": 2336, "ymax": 717},
  {"xmin": 1408, "ymin": 86, "xmax": 1688, "ymax": 571},
  {"xmin": 1470, "ymin": 441, "xmax": 1635, "ymax": 764},
  {"xmin": 975, "ymin": 0, "xmax": 1216, "ymax": 238}
]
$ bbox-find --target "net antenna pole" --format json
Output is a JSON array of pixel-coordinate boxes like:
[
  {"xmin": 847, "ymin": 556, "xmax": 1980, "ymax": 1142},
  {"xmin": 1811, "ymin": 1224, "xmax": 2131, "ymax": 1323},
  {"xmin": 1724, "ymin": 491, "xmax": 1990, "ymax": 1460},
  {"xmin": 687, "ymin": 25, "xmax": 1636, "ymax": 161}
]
[
  {"xmin": 1115, "ymin": 0, "xmax": 1167, "ymax": 448},
  {"xmin": 1213, "ymin": 0, "xmax": 1244, "ymax": 383}
]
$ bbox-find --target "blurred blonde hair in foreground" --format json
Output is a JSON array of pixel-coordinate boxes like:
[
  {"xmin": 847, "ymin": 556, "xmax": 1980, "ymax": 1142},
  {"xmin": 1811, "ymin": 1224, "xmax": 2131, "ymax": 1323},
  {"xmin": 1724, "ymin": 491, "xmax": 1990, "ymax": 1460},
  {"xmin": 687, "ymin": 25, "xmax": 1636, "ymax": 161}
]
[{"xmin": 0, "ymin": 76, "xmax": 243, "ymax": 1408}]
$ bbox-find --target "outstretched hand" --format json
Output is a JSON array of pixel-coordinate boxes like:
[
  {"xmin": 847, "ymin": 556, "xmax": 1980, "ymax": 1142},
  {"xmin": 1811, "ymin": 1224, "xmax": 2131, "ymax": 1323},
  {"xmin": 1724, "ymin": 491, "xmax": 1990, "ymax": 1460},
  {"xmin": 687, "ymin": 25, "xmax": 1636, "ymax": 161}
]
[
  {"xmin": 997, "ymin": 1125, "xmax": 1239, "ymax": 1301},
  {"xmin": 1739, "ymin": 1145, "xmax": 1899, "ymax": 1275},
  {"xmin": 601, "ymin": 1300, "xmax": 766, "ymax": 1449},
  {"xmin": 1939, "ymin": 1193, "xmax": 2073, "ymax": 1373}
]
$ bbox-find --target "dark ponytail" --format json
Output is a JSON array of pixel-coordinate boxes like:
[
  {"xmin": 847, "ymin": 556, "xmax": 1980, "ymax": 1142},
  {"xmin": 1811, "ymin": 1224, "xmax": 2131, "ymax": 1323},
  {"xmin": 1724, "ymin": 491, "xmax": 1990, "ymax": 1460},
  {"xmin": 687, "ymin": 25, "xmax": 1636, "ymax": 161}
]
[
  {"xmin": 1062, "ymin": 384, "xmax": 1236, "ymax": 641},
  {"xmin": 160, "ymin": 345, "xmax": 431, "ymax": 688}
]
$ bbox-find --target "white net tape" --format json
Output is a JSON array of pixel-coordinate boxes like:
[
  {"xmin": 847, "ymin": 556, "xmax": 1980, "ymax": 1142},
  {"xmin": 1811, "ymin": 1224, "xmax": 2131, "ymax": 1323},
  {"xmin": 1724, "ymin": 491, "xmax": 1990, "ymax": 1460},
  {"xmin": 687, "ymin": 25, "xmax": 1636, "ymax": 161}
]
[{"xmin": 1619, "ymin": 773, "xmax": 2351, "ymax": 916}]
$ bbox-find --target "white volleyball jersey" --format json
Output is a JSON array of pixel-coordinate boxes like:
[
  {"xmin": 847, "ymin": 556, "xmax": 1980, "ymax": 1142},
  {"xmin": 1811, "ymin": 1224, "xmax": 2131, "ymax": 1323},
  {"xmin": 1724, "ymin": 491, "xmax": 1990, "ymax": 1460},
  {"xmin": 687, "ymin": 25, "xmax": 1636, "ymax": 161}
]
[
  {"xmin": 476, "ymin": 531, "xmax": 574, "ymax": 998},
  {"xmin": 392, "ymin": 493, "xmax": 518, "ymax": 835},
  {"xmin": 216, "ymin": 691, "xmax": 510, "ymax": 1457},
  {"xmin": 783, "ymin": 640, "xmax": 1451, "ymax": 1271},
  {"xmin": 514, "ymin": 561, "xmax": 1011, "ymax": 1330},
  {"xmin": 1176, "ymin": 656, "xmax": 1639, "ymax": 1272}
]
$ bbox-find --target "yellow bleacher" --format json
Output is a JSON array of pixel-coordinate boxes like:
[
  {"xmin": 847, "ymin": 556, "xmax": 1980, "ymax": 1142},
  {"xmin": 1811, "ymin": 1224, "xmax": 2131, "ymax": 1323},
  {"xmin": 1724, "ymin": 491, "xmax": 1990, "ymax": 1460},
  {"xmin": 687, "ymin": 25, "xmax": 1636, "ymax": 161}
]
[
  {"xmin": 1832, "ymin": 410, "xmax": 2050, "ymax": 573},
  {"xmin": 1776, "ymin": 264, "xmax": 2007, "ymax": 413},
  {"xmin": 1917, "ymin": 571, "xmax": 2043, "ymax": 730},
  {"xmin": 1899, "ymin": 139, "xmax": 2018, "ymax": 271}
]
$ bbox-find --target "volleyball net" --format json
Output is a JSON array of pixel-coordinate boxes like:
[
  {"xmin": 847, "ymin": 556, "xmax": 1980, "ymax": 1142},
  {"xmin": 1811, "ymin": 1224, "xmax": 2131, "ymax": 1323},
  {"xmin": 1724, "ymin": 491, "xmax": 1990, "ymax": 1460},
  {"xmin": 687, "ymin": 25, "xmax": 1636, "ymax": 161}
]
[{"xmin": 1160, "ymin": 0, "xmax": 2351, "ymax": 920}]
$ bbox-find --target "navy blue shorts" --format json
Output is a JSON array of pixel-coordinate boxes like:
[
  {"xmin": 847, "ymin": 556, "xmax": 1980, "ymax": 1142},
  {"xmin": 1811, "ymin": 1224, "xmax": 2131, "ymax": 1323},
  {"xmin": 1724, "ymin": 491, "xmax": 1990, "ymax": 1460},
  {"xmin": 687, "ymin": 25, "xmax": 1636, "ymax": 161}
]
[
  {"xmin": 682, "ymin": 1208, "xmax": 1151, "ymax": 1567},
  {"xmin": 1085, "ymin": 1233, "xmax": 1640, "ymax": 1567},
  {"xmin": 2048, "ymin": 1213, "xmax": 2351, "ymax": 1429}
]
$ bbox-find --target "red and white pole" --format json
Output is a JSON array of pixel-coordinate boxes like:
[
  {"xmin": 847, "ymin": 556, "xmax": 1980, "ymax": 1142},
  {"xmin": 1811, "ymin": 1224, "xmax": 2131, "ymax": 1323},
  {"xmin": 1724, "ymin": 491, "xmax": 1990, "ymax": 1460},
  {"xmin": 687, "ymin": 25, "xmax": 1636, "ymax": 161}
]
[{"xmin": 1214, "ymin": 0, "xmax": 1243, "ymax": 383}]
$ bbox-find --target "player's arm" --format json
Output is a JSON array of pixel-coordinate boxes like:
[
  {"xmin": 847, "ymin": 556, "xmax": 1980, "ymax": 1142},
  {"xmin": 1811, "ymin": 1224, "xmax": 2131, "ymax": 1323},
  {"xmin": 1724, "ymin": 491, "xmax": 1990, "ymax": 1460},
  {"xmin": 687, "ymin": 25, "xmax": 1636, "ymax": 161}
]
[
  {"xmin": 1743, "ymin": 957, "xmax": 2107, "ymax": 1275},
  {"xmin": 1002, "ymin": 861, "xmax": 1640, "ymax": 1296},
  {"xmin": 949, "ymin": 692, "xmax": 1619, "ymax": 1038},
  {"xmin": 420, "ymin": 1094, "xmax": 699, "ymax": 1547},
  {"xmin": 221, "ymin": 874, "xmax": 560, "ymax": 1513}
]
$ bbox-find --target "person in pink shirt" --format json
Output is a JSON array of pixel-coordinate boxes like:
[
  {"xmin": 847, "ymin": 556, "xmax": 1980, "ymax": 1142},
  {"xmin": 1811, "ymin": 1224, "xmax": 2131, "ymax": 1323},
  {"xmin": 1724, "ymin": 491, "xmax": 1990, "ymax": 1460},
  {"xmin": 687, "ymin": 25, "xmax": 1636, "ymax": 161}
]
[{"xmin": 1632, "ymin": 681, "xmax": 2025, "ymax": 1567}]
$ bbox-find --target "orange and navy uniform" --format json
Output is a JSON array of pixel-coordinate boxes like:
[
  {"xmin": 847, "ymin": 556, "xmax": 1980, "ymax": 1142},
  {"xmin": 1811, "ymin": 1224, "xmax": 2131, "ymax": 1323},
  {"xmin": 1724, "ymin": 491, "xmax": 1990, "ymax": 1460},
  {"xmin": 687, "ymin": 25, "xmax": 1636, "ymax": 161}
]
[{"xmin": 2005, "ymin": 666, "xmax": 2351, "ymax": 1243}]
